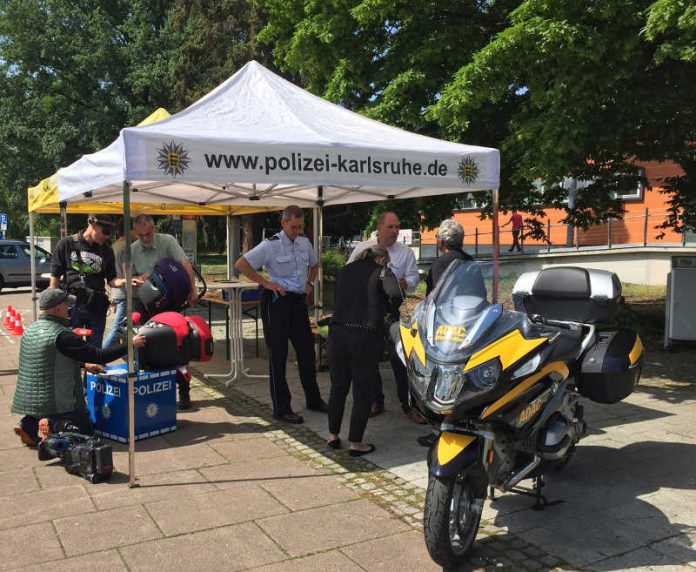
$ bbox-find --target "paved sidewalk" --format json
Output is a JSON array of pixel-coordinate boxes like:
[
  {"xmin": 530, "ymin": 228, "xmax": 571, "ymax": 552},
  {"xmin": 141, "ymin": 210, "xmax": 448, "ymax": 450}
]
[{"xmin": 1, "ymin": 290, "xmax": 695, "ymax": 571}]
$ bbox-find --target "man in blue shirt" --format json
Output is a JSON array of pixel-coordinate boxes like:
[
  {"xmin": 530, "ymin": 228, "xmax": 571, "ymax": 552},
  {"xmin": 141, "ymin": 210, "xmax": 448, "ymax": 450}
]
[{"xmin": 235, "ymin": 205, "xmax": 327, "ymax": 424}]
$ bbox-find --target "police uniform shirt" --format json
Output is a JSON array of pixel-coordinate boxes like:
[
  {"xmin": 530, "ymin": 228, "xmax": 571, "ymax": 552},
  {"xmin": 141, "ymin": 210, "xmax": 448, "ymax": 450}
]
[
  {"xmin": 243, "ymin": 231, "xmax": 317, "ymax": 294},
  {"xmin": 347, "ymin": 239, "xmax": 419, "ymax": 291}
]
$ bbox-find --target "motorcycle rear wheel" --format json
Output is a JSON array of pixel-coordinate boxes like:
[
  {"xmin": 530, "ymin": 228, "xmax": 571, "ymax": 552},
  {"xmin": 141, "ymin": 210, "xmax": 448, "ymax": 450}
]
[{"xmin": 424, "ymin": 473, "xmax": 483, "ymax": 568}]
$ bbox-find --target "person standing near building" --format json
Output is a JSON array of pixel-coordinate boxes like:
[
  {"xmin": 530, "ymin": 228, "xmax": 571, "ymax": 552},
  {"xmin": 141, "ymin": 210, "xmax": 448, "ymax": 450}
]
[
  {"xmin": 502, "ymin": 209, "xmax": 523, "ymax": 253},
  {"xmin": 348, "ymin": 211, "xmax": 425, "ymax": 423},
  {"xmin": 327, "ymin": 245, "xmax": 403, "ymax": 456},
  {"xmin": 50, "ymin": 215, "xmax": 131, "ymax": 346},
  {"xmin": 235, "ymin": 205, "xmax": 328, "ymax": 424}
]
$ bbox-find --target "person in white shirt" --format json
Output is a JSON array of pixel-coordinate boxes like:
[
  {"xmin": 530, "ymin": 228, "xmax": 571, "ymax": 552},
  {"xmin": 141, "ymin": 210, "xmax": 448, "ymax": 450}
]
[
  {"xmin": 348, "ymin": 212, "xmax": 426, "ymax": 424},
  {"xmin": 347, "ymin": 213, "xmax": 419, "ymax": 292}
]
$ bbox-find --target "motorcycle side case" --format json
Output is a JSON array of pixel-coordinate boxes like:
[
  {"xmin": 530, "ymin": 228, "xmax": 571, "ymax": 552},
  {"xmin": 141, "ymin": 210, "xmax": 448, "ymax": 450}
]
[
  {"xmin": 137, "ymin": 312, "xmax": 192, "ymax": 369},
  {"xmin": 186, "ymin": 315, "xmax": 214, "ymax": 362},
  {"xmin": 513, "ymin": 267, "xmax": 621, "ymax": 324},
  {"xmin": 578, "ymin": 329, "xmax": 643, "ymax": 403}
]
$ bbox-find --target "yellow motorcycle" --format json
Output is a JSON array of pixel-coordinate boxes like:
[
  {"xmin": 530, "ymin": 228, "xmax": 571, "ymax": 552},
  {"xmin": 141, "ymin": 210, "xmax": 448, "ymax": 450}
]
[{"xmin": 394, "ymin": 261, "xmax": 643, "ymax": 568}]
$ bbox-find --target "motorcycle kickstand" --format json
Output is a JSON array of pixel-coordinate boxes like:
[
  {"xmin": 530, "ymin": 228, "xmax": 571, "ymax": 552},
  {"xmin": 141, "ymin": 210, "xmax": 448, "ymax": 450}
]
[{"xmin": 531, "ymin": 475, "xmax": 564, "ymax": 511}]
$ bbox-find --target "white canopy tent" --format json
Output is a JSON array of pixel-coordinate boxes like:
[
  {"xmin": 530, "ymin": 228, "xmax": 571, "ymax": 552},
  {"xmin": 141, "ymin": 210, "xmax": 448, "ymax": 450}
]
[
  {"xmin": 58, "ymin": 61, "xmax": 498, "ymax": 207},
  {"xmin": 53, "ymin": 60, "xmax": 500, "ymax": 484}
]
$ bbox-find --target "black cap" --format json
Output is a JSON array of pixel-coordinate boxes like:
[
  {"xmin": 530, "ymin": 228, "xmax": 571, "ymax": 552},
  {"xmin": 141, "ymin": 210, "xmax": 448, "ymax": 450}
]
[
  {"xmin": 39, "ymin": 288, "xmax": 77, "ymax": 310},
  {"xmin": 88, "ymin": 214, "xmax": 116, "ymax": 229}
]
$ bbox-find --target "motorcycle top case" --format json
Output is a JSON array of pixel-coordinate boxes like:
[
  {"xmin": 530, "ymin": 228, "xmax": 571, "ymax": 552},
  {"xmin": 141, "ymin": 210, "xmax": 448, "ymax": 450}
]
[
  {"xmin": 578, "ymin": 329, "xmax": 642, "ymax": 403},
  {"xmin": 137, "ymin": 311, "xmax": 213, "ymax": 369},
  {"xmin": 513, "ymin": 266, "xmax": 621, "ymax": 324}
]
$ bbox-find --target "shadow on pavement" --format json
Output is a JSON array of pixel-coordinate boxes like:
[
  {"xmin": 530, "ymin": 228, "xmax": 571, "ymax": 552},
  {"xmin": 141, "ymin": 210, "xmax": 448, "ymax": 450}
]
[{"xmin": 490, "ymin": 440, "xmax": 696, "ymax": 570}]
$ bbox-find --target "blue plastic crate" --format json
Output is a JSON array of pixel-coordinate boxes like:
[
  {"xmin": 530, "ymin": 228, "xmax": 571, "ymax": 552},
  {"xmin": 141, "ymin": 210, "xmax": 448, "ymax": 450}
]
[{"xmin": 86, "ymin": 366, "xmax": 177, "ymax": 443}]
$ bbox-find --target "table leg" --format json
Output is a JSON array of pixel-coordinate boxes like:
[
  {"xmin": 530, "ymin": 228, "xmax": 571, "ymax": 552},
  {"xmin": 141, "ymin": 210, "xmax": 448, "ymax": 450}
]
[{"xmin": 205, "ymin": 298, "xmax": 237, "ymax": 382}]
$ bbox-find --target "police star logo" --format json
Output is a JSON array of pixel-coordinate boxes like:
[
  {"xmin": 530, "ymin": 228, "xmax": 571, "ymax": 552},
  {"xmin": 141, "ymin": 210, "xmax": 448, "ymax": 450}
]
[
  {"xmin": 457, "ymin": 156, "xmax": 479, "ymax": 185},
  {"xmin": 101, "ymin": 404, "xmax": 111, "ymax": 420},
  {"xmin": 146, "ymin": 403, "xmax": 159, "ymax": 419},
  {"xmin": 157, "ymin": 141, "xmax": 191, "ymax": 177}
]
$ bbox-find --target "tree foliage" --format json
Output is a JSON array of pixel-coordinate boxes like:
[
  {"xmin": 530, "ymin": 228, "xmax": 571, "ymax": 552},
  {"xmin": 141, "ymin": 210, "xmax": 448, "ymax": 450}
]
[
  {"xmin": 261, "ymin": 0, "xmax": 695, "ymax": 235},
  {"xmin": 0, "ymin": 0, "xmax": 269, "ymax": 245}
]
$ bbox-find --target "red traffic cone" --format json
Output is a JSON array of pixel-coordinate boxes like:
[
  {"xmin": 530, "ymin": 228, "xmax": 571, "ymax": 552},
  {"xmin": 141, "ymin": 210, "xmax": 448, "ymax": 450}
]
[
  {"xmin": 3, "ymin": 307, "xmax": 12, "ymax": 327},
  {"xmin": 6, "ymin": 314, "xmax": 16, "ymax": 333},
  {"xmin": 12, "ymin": 314, "xmax": 23, "ymax": 336}
]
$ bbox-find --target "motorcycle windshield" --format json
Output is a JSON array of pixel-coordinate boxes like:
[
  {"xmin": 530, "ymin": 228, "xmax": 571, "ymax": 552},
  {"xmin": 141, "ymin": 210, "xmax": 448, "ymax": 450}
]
[{"xmin": 419, "ymin": 260, "xmax": 502, "ymax": 363}]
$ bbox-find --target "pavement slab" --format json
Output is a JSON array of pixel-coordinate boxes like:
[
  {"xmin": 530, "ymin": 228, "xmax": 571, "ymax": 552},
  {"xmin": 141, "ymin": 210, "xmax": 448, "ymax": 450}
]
[
  {"xmin": 53, "ymin": 505, "xmax": 163, "ymax": 556},
  {"xmin": 256, "ymin": 499, "xmax": 410, "ymax": 556},
  {"xmin": 250, "ymin": 550, "xmax": 365, "ymax": 572},
  {"xmin": 0, "ymin": 522, "xmax": 64, "ymax": 571},
  {"xmin": 145, "ymin": 483, "xmax": 289, "ymax": 536},
  {"xmin": 118, "ymin": 522, "xmax": 287, "ymax": 571},
  {"xmin": 12, "ymin": 549, "xmax": 128, "ymax": 572},
  {"xmin": 340, "ymin": 530, "xmax": 442, "ymax": 571},
  {"xmin": 0, "ymin": 484, "xmax": 94, "ymax": 531}
]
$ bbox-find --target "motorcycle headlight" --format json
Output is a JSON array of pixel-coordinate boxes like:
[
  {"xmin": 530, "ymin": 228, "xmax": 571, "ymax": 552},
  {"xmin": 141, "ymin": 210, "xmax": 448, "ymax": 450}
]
[
  {"xmin": 432, "ymin": 364, "xmax": 467, "ymax": 407},
  {"xmin": 466, "ymin": 358, "xmax": 502, "ymax": 391},
  {"xmin": 409, "ymin": 355, "xmax": 434, "ymax": 400}
]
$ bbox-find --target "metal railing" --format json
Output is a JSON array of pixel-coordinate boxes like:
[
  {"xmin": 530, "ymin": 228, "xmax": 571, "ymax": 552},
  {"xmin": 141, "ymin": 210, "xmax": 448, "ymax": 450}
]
[{"xmin": 418, "ymin": 210, "xmax": 695, "ymax": 259}]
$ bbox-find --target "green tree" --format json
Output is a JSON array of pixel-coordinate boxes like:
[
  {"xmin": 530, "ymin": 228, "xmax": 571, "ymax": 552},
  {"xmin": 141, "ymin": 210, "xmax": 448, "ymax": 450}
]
[
  {"xmin": 431, "ymin": 0, "xmax": 696, "ymax": 235},
  {"xmin": 260, "ymin": 0, "xmax": 516, "ymax": 231}
]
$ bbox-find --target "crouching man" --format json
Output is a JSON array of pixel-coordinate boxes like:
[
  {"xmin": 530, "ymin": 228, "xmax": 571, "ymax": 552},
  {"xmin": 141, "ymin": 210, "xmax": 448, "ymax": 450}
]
[{"xmin": 11, "ymin": 288, "xmax": 146, "ymax": 446}]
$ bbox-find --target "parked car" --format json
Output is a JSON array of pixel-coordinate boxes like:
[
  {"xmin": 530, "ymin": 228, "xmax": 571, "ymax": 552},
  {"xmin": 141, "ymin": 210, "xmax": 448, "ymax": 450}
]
[{"xmin": 0, "ymin": 240, "xmax": 52, "ymax": 293}]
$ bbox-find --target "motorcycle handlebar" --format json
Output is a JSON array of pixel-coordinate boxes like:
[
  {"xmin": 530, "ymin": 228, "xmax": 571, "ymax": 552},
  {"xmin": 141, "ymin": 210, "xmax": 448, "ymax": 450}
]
[{"xmin": 530, "ymin": 314, "xmax": 580, "ymax": 330}]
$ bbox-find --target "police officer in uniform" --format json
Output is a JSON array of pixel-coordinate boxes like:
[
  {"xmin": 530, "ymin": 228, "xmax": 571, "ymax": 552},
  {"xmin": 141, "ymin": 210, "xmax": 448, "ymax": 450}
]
[{"xmin": 235, "ymin": 205, "xmax": 327, "ymax": 424}]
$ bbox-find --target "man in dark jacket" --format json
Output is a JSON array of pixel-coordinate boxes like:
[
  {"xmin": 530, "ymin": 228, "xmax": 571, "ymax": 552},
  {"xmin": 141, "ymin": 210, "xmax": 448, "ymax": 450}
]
[
  {"xmin": 11, "ymin": 288, "xmax": 146, "ymax": 446},
  {"xmin": 419, "ymin": 219, "xmax": 473, "ymax": 447},
  {"xmin": 425, "ymin": 219, "xmax": 473, "ymax": 295},
  {"xmin": 49, "ymin": 215, "xmax": 139, "ymax": 346}
]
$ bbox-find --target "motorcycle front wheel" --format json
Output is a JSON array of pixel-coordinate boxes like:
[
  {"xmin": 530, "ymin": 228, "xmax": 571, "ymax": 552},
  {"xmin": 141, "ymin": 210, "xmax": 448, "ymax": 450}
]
[{"xmin": 424, "ymin": 473, "xmax": 483, "ymax": 568}]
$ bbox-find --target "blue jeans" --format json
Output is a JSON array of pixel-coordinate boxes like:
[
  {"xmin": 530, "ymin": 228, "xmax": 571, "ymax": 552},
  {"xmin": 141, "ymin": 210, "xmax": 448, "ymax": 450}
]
[
  {"xmin": 70, "ymin": 303, "xmax": 107, "ymax": 348},
  {"xmin": 102, "ymin": 299, "xmax": 126, "ymax": 349}
]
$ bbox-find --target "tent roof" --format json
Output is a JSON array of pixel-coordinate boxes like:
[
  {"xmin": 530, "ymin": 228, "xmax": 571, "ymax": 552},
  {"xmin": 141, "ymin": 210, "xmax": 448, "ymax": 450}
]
[
  {"xmin": 28, "ymin": 108, "xmax": 277, "ymax": 215},
  {"xmin": 56, "ymin": 61, "xmax": 499, "ymax": 209}
]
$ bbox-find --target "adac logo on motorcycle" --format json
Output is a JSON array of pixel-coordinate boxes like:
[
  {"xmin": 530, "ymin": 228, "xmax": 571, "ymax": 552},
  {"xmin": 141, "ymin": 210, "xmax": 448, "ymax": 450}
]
[{"xmin": 434, "ymin": 324, "xmax": 466, "ymax": 343}]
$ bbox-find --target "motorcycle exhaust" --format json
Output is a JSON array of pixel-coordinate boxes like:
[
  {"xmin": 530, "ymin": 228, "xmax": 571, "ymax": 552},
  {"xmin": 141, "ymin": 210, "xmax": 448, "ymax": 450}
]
[{"xmin": 502, "ymin": 454, "xmax": 541, "ymax": 491}]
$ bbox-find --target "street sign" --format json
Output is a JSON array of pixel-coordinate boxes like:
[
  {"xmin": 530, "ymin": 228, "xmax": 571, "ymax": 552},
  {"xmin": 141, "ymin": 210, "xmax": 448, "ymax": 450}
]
[{"xmin": 0, "ymin": 213, "xmax": 7, "ymax": 231}]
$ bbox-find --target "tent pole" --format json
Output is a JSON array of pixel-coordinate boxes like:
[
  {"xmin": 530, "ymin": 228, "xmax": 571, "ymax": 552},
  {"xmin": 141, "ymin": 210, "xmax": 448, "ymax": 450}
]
[
  {"xmin": 314, "ymin": 187, "xmax": 324, "ymax": 323},
  {"xmin": 227, "ymin": 214, "xmax": 241, "ymax": 279},
  {"xmin": 29, "ymin": 213, "xmax": 37, "ymax": 321},
  {"xmin": 492, "ymin": 187, "xmax": 500, "ymax": 303},
  {"xmin": 59, "ymin": 201, "xmax": 68, "ymax": 238},
  {"xmin": 123, "ymin": 180, "xmax": 138, "ymax": 487}
]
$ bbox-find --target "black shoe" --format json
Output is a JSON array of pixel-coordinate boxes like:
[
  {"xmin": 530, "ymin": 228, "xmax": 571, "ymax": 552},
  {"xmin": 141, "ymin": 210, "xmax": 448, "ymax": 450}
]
[
  {"xmin": 307, "ymin": 400, "xmax": 329, "ymax": 413},
  {"xmin": 349, "ymin": 444, "xmax": 376, "ymax": 457},
  {"xmin": 417, "ymin": 433, "xmax": 438, "ymax": 448},
  {"xmin": 273, "ymin": 411, "xmax": 304, "ymax": 424},
  {"xmin": 178, "ymin": 396, "xmax": 192, "ymax": 410}
]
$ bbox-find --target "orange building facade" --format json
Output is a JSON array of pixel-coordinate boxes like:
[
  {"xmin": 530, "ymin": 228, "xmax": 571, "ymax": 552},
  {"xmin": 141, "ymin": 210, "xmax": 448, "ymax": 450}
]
[{"xmin": 420, "ymin": 161, "xmax": 685, "ymax": 250}]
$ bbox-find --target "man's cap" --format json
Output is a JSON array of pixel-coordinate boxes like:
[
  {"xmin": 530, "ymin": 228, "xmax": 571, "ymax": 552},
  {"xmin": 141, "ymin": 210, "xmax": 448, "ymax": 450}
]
[
  {"xmin": 88, "ymin": 214, "xmax": 115, "ymax": 229},
  {"xmin": 39, "ymin": 288, "xmax": 77, "ymax": 310}
]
